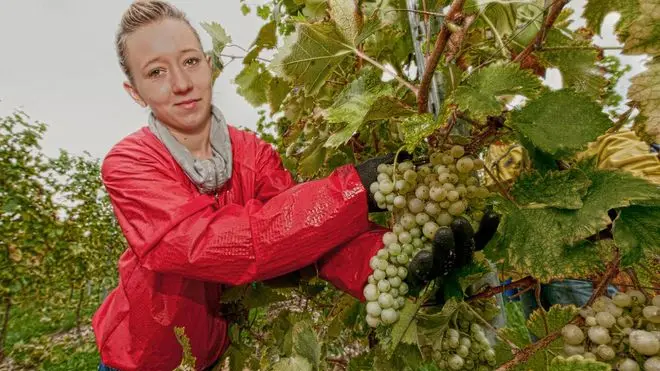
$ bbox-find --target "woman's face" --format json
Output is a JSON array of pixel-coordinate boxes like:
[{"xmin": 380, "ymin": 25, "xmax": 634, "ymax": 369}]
[{"xmin": 122, "ymin": 18, "xmax": 213, "ymax": 135}]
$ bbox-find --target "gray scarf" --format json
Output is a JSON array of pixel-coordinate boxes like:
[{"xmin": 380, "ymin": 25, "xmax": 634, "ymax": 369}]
[{"xmin": 148, "ymin": 105, "xmax": 233, "ymax": 194}]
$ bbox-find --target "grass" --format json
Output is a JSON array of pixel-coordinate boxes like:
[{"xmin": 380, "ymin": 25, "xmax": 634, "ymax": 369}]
[{"xmin": 2, "ymin": 295, "xmax": 103, "ymax": 370}]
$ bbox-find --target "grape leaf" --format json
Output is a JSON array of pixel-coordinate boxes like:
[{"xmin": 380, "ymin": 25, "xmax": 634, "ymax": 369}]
[
  {"xmin": 324, "ymin": 72, "xmax": 412, "ymax": 148},
  {"xmin": 549, "ymin": 356, "xmax": 612, "ymax": 371},
  {"xmin": 271, "ymin": 356, "xmax": 313, "ymax": 371},
  {"xmin": 303, "ymin": 0, "xmax": 328, "ymax": 21},
  {"xmin": 399, "ymin": 114, "xmax": 441, "ymax": 152},
  {"xmin": 201, "ymin": 22, "xmax": 231, "ymax": 53},
  {"xmin": 416, "ymin": 298, "xmax": 460, "ymax": 353},
  {"xmin": 385, "ymin": 299, "xmax": 420, "ymax": 357},
  {"xmin": 583, "ymin": 0, "xmax": 639, "ymax": 40},
  {"xmin": 623, "ymin": 0, "xmax": 660, "ymax": 55},
  {"xmin": 628, "ymin": 61, "xmax": 660, "ymax": 144},
  {"xmin": 329, "ymin": 0, "xmax": 361, "ymax": 45},
  {"xmin": 613, "ymin": 206, "xmax": 660, "ymax": 266},
  {"xmin": 223, "ymin": 343, "xmax": 253, "ymax": 371},
  {"xmin": 510, "ymin": 168, "xmax": 592, "ymax": 209},
  {"xmin": 452, "ymin": 63, "xmax": 542, "ymax": 121},
  {"xmin": 494, "ymin": 302, "xmax": 533, "ymax": 367},
  {"xmin": 538, "ymin": 30, "xmax": 608, "ymax": 99},
  {"xmin": 267, "ymin": 77, "xmax": 291, "ymax": 114},
  {"xmin": 347, "ymin": 352, "xmax": 374, "ymax": 370},
  {"xmin": 244, "ymin": 21, "xmax": 278, "ymax": 65},
  {"xmin": 270, "ymin": 22, "xmax": 352, "ymax": 95},
  {"xmin": 292, "ymin": 321, "xmax": 321, "ymax": 369},
  {"xmin": 489, "ymin": 163, "xmax": 660, "ymax": 281},
  {"xmin": 234, "ymin": 62, "xmax": 271, "ymax": 107},
  {"xmin": 299, "ymin": 138, "xmax": 327, "ymax": 177},
  {"xmin": 510, "ymin": 90, "xmax": 612, "ymax": 159},
  {"xmin": 527, "ymin": 304, "xmax": 579, "ymax": 339}
]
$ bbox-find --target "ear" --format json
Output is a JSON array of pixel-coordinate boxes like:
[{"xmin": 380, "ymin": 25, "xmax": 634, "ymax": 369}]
[
  {"xmin": 123, "ymin": 81, "xmax": 147, "ymax": 108},
  {"xmin": 205, "ymin": 53, "xmax": 212, "ymax": 67}
]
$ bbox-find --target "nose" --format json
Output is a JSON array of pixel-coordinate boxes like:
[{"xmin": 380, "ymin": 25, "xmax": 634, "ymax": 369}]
[{"xmin": 170, "ymin": 66, "xmax": 193, "ymax": 95}]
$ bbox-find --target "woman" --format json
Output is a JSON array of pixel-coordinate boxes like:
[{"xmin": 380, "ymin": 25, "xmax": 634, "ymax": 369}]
[{"xmin": 94, "ymin": 1, "xmax": 394, "ymax": 370}]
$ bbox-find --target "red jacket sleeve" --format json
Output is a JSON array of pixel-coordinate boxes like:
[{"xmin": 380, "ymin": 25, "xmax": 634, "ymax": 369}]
[
  {"xmin": 101, "ymin": 140, "xmax": 371, "ymax": 286},
  {"xmin": 318, "ymin": 223, "xmax": 386, "ymax": 301}
]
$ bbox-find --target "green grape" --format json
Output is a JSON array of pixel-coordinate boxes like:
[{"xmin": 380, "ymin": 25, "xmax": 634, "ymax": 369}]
[
  {"xmin": 377, "ymin": 163, "xmax": 389, "ymax": 174},
  {"xmin": 395, "ymin": 179, "xmax": 408, "ymax": 192},
  {"xmin": 412, "ymin": 238, "xmax": 424, "ymax": 248},
  {"xmin": 588, "ymin": 326, "xmax": 611, "ymax": 345},
  {"xmin": 450, "ymin": 145, "xmax": 465, "ymax": 158},
  {"xmin": 645, "ymin": 357, "xmax": 660, "ymax": 371},
  {"xmin": 376, "ymin": 248, "xmax": 389, "ymax": 259},
  {"xmin": 563, "ymin": 343, "xmax": 585, "ymax": 356},
  {"xmin": 386, "ymin": 265, "xmax": 398, "ymax": 277},
  {"xmin": 377, "ymin": 279, "xmax": 391, "ymax": 292},
  {"xmin": 457, "ymin": 345, "xmax": 469, "ymax": 357},
  {"xmin": 378, "ymin": 293, "xmax": 394, "ymax": 309},
  {"xmin": 396, "ymin": 254, "xmax": 409, "ymax": 265},
  {"xmin": 447, "ymin": 190, "xmax": 460, "ymax": 202},
  {"xmin": 613, "ymin": 292, "xmax": 632, "ymax": 308},
  {"xmin": 385, "ymin": 193, "xmax": 395, "ymax": 204},
  {"xmin": 389, "ymin": 276, "xmax": 402, "ymax": 288},
  {"xmin": 455, "ymin": 184, "xmax": 468, "ymax": 197},
  {"xmin": 583, "ymin": 352, "xmax": 597, "ymax": 361},
  {"xmin": 366, "ymin": 314, "xmax": 380, "ymax": 328},
  {"xmin": 373, "ymin": 269, "xmax": 386, "ymax": 281},
  {"xmin": 429, "ymin": 185, "xmax": 447, "ymax": 201},
  {"xmin": 460, "ymin": 337, "xmax": 471, "ymax": 349},
  {"xmin": 403, "ymin": 170, "xmax": 417, "ymax": 183},
  {"xmin": 399, "ymin": 282, "xmax": 409, "ymax": 296},
  {"xmin": 400, "ymin": 213, "xmax": 417, "ymax": 229},
  {"xmin": 382, "ymin": 232, "xmax": 398, "ymax": 246},
  {"xmin": 381, "ymin": 308, "xmax": 398, "ymax": 324},
  {"xmin": 379, "ymin": 181, "xmax": 394, "ymax": 194},
  {"xmin": 437, "ymin": 212, "xmax": 453, "ymax": 226},
  {"xmin": 561, "ymin": 324, "xmax": 585, "ymax": 345},
  {"xmin": 586, "ymin": 316, "xmax": 597, "ymax": 327},
  {"xmin": 363, "ymin": 284, "xmax": 379, "ymax": 301},
  {"xmin": 596, "ymin": 344, "xmax": 615, "ymax": 360},
  {"xmin": 448, "ymin": 354, "xmax": 465, "ymax": 370},
  {"xmin": 415, "ymin": 212, "xmax": 431, "ymax": 226},
  {"xmin": 415, "ymin": 185, "xmax": 430, "ymax": 200},
  {"xmin": 388, "ymin": 243, "xmax": 402, "ymax": 256},
  {"xmin": 398, "ymin": 161, "xmax": 414, "ymax": 172},
  {"xmin": 617, "ymin": 358, "xmax": 640, "ymax": 371},
  {"xmin": 368, "ymin": 275, "xmax": 376, "ymax": 285},
  {"xmin": 473, "ymin": 158, "xmax": 485, "ymax": 170},
  {"xmin": 448, "ymin": 201, "xmax": 467, "ymax": 216},
  {"xmin": 369, "ymin": 182, "xmax": 380, "ymax": 194},
  {"xmin": 402, "ymin": 243, "xmax": 414, "ymax": 255},
  {"xmin": 456, "ymin": 157, "xmax": 474, "ymax": 173},
  {"xmin": 377, "ymin": 173, "xmax": 390, "ymax": 183},
  {"xmin": 422, "ymin": 221, "xmax": 440, "ymax": 239},
  {"xmin": 644, "ymin": 306, "xmax": 660, "ymax": 324},
  {"xmin": 596, "ymin": 311, "xmax": 616, "ymax": 328},
  {"xmin": 366, "ymin": 301, "xmax": 382, "ymax": 317},
  {"xmin": 630, "ymin": 330, "xmax": 660, "ymax": 355},
  {"xmin": 424, "ymin": 201, "xmax": 441, "ymax": 216},
  {"xmin": 396, "ymin": 297, "xmax": 405, "ymax": 308},
  {"xmin": 390, "ymin": 288, "xmax": 399, "ymax": 298},
  {"xmin": 409, "ymin": 227, "xmax": 422, "ymax": 238},
  {"xmin": 374, "ymin": 191, "xmax": 385, "ymax": 204}
]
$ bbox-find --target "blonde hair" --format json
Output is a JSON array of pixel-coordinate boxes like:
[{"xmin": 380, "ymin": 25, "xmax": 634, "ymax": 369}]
[{"xmin": 115, "ymin": 0, "xmax": 202, "ymax": 81}]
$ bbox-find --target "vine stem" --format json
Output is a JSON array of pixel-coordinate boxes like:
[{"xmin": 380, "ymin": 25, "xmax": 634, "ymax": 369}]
[
  {"xmin": 417, "ymin": 0, "xmax": 466, "ymax": 113},
  {"xmin": 467, "ymin": 276, "xmax": 537, "ymax": 302},
  {"xmin": 483, "ymin": 165, "xmax": 517, "ymax": 205},
  {"xmin": 353, "ymin": 48, "xmax": 419, "ymax": 94},
  {"xmin": 495, "ymin": 249, "xmax": 621, "ymax": 371},
  {"xmin": 513, "ymin": 0, "xmax": 569, "ymax": 64}
]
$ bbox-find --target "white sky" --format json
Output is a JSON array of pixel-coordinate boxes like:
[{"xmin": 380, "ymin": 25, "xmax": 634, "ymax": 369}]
[{"xmin": 0, "ymin": 1, "xmax": 648, "ymax": 160}]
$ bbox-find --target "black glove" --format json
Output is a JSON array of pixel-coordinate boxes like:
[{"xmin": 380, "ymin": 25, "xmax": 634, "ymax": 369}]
[
  {"xmin": 355, "ymin": 151, "xmax": 413, "ymax": 212},
  {"xmin": 408, "ymin": 210, "xmax": 501, "ymax": 284}
]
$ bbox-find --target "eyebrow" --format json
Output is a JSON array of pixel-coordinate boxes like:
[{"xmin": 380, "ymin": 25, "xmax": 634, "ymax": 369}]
[{"xmin": 141, "ymin": 48, "xmax": 202, "ymax": 70}]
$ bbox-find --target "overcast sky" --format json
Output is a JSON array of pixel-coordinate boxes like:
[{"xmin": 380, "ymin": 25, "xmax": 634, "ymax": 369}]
[{"xmin": 0, "ymin": 1, "xmax": 648, "ymax": 160}]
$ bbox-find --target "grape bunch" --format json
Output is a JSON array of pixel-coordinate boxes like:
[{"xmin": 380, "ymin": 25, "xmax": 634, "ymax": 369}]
[
  {"xmin": 559, "ymin": 291, "xmax": 660, "ymax": 370},
  {"xmin": 436, "ymin": 322, "xmax": 498, "ymax": 370},
  {"xmin": 362, "ymin": 145, "xmax": 492, "ymax": 328}
]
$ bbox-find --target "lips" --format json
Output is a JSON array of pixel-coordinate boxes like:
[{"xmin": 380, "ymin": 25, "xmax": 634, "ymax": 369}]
[{"xmin": 175, "ymin": 99, "xmax": 200, "ymax": 109}]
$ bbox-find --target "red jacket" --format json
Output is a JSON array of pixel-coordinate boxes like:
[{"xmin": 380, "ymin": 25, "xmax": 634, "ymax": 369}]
[{"xmin": 92, "ymin": 125, "xmax": 385, "ymax": 371}]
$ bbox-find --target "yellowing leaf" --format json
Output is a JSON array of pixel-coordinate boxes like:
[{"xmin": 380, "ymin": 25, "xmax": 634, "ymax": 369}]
[
  {"xmin": 623, "ymin": 0, "xmax": 660, "ymax": 55},
  {"xmin": 399, "ymin": 114, "xmax": 441, "ymax": 152},
  {"xmin": 628, "ymin": 61, "xmax": 660, "ymax": 143},
  {"xmin": 329, "ymin": 0, "xmax": 362, "ymax": 45},
  {"xmin": 511, "ymin": 90, "xmax": 612, "ymax": 159},
  {"xmin": 270, "ymin": 22, "xmax": 352, "ymax": 95}
]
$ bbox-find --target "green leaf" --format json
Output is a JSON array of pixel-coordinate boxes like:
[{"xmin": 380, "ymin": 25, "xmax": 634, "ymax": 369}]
[
  {"xmin": 489, "ymin": 163, "xmax": 660, "ymax": 281},
  {"xmin": 549, "ymin": 356, "xmax": 612, "ymax": 371},
  {"xmin": 267, "ymin": 77, "xmax": 291, "ymax": 114},
  {"xmin": 201, "ymin": 22, "xmax": 231, "ymax": 53},
  {"xmin": 399, "ymin": 114, "xmax": 440, "ymax": 152},
  {"xmin": 527, "ymin": 304, "xmax": 579, "ymax": 339},
  {"xmin": 224, "ymin": 343, "xmax": 253, "ymax": 371},
  {"xmin": 613, "ymin": 206, "xmax": 660, "ymax": 266},
  {"xmin": 324, "ymin": 72, "xmax": 409, "ymax": 148},
  {"xmin": 416, "ymin": 298, "xmax": 460, "ymax": 353},
  {"xmin": 583, "ymin": 0, "xmax": 638, "ymax": 38},
  {"xmin": 234, "ymin": 62, "xmax": 271, "ymax": 107},
  {"xmin": 298, "ymin": 139, "xmax": 327, "ymax": 177},
  {"xmin": 494, "ymin": 302, "xmax": 532, "ymax": 366},
  {"xmin": 628, "ymin": 61, "xmax": 660, "ymax": 144},
  {"xmin": 623, "ymin": 0, "xmax": 660, "ymax": 55},
  {"xmin": 329, "ymin": 0, "xmax": 361, "ymax": 45},
  {"xmin": 452, "ymin": 63, "xmax": 542, "ymax": 121},
  {"xmin": 303, "ymin": 0, "xmax": 328, "ymax": 21},
  {"xmin": 292, "ymin": 322, "xmax": 321, "ymax": 369},
  {"xmin": 270, "ymin": 22, "xmax": 351, "ymax": 95},
  {"xmin": 511, "ymin": 90, "xmax": 612, "ymax": 159},
  {"xmin": 385, "ymin": 299, "xmax": 420, "ymax": 356},
  {"xmin": 510, "ymin": 168, "xmax": 592, "ymax": 209},
  {"xmin": 270, "ymin": 356, "xmax": 313, "ymax": 371},
  {"xmin": 245, "ymin": 21, "xmax": 278, "ymax": 65},
  {"xmin": 240, "ymin": 3, "xmax": 250, "ymax": 15},
  {"xmin": 538, "ymin": 31, "xmax": 608, "ymax": 99},
  {"xmin": 347, "ymin": 352, "xmax": 374, "ymax": 370}
]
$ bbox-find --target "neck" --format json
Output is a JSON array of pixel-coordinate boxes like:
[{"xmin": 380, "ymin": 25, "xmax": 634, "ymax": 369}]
[{"xmin": 168, "ymin": 118, "xmax": 213, "ymax": 160}]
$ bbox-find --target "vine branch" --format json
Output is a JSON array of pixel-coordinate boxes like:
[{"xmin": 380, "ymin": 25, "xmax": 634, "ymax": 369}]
[
  {"xmin": 513, "ymin": 0, "xmax": 568, "ymax": 64},
  {"xmin": 417, "ymin": 0, "xmax": 466, "ymax": 113},
  {"xmin": 467, "ymin": 276, "xmax": 537, "ymax": 302}
]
